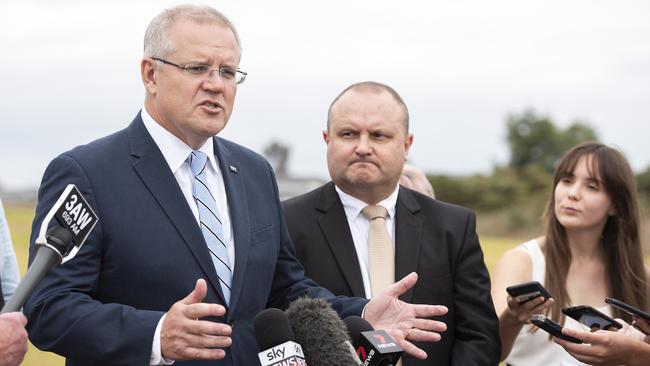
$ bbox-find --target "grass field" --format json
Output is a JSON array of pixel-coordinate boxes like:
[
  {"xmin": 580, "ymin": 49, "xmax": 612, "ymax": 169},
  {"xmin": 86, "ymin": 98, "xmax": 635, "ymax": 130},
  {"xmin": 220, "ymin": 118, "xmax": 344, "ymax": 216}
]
[
  {"xmin": 3, "ymin": 204, "xmax": 64, "ymax": 366},
  {"xmin": 4, "ymin": 203, "xmax": 519, "ymax": 365}
]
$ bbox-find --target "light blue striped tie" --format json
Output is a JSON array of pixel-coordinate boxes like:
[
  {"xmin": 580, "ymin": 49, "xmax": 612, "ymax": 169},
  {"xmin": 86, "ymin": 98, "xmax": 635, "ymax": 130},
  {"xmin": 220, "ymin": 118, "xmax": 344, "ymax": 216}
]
[{"xmin": 187, "ymin": 151, "xmax": 232, "ymax": 305}]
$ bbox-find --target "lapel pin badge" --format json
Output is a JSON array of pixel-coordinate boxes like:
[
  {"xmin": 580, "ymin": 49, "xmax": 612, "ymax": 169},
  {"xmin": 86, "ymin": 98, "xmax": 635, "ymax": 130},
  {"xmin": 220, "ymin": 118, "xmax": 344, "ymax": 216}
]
[{"xmin": 229, "ymin": 165, "xmax": 238, "ymax": 173}]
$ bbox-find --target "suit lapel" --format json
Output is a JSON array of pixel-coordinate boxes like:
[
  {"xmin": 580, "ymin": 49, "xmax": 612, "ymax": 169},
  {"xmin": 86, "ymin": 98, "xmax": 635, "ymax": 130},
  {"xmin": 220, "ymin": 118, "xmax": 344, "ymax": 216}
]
[
  {"xmin": 316, "ymin": 183, "xmax": 366, "ymax": 297},
  {"xmin": 394, "ymin": 187, "xmax": 423, "ymax": 303},
  {"xmin": 127, "ymin": 115, "xmax": 226, "ymax": 303},
  {"xmin": 213, "ymin": 138, "xmax": 250, "ymax": 317}
]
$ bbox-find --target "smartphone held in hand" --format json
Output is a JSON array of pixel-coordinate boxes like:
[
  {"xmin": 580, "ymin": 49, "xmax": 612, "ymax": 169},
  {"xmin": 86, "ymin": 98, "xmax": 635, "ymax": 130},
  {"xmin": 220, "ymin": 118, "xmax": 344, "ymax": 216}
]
[
  {"xmin": 506, "ymin": 281, "xmax": 552, "ymax": 304},
  {"xmin": 562, "ymin": 305, "xmax": 623, "ymax": 331},
  {"xmin": 530, "ymin": 315, "xmax": 583, "ymax": 343}
]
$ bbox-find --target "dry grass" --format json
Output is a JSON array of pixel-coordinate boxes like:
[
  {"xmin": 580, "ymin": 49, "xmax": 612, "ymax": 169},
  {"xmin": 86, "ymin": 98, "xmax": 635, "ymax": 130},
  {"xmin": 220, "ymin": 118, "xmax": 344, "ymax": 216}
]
[{"xmin": 4, "ymin": 203, "xmax": 64, "ymax": 366}]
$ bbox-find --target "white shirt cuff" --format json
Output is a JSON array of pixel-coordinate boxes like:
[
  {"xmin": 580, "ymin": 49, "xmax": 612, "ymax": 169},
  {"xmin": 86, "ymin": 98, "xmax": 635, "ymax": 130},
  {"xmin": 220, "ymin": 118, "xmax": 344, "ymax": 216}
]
[{"xmin": 150, "ymin": 314, "xmax": 175, "ymax": 365}]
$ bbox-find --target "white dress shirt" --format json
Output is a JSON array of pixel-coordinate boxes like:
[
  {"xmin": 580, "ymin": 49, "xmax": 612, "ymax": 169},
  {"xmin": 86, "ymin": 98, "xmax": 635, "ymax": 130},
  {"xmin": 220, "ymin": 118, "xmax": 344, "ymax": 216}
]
[
  {"xmin": 334, "ymin": 185, "xmax": 399, "ymax": 299},
  {"xmin": 141, "ymin": 107, "xmax": 236, "ymax": 365}
]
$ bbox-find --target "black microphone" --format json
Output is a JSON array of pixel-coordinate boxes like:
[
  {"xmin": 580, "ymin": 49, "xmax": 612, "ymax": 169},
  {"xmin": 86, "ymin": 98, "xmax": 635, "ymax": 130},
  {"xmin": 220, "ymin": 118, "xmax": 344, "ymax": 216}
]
[
  {"xmin": 285, "ymin": 297, "xmax": 362, "ymax": 366},
  {"xmin": 2, "ymin": 184, "xmax": 98, "ymax": 313},
  {"xmin": 254, "ymin": 308, "xmax": 308, "ymax": 366},
  {"xmin": 343, "ymin": 316, "xmax": 403, "ymax": 366}
]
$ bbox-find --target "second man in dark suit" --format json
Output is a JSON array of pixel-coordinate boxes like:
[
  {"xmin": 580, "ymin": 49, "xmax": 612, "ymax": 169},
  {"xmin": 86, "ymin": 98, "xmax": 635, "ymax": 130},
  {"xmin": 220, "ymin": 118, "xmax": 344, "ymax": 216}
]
[{"xmin": 283, "ymin": 81, "xmax": 500, "ymax": 365}]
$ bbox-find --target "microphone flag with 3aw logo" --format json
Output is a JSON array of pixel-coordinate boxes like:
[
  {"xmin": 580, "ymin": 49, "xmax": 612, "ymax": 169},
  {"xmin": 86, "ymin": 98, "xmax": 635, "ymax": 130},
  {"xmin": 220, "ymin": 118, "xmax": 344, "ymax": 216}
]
[{"xmin": 2, "ymin": 184, "xmax": 98, "ymax": 313}]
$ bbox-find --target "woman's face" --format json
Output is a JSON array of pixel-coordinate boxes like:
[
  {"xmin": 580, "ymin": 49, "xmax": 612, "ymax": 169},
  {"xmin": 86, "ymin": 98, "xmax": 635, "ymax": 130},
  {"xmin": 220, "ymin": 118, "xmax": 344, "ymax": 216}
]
[{"xmin": 554, "ymin": 155, "xmax": 615, "ymax": 234}]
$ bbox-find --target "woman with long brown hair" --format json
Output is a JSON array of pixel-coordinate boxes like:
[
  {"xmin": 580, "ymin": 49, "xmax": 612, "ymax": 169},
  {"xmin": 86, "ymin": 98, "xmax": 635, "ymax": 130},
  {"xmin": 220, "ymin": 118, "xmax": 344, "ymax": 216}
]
[{"xmin": 491, "ymin": 142, "xmax": 648, "ymax": 365}]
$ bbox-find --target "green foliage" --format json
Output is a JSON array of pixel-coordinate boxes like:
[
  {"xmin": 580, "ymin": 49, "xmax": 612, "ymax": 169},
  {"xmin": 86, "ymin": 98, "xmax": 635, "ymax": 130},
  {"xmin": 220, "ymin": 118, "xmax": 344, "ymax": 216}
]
[
  {"xmin": 429, "ymin": 165, "xmax": 552, "ymax": 212},
  {"xmin": 427, "ymin": 174, "xmax": 478, "ymax": 209},
  {"xmin": 562, "ymin": 121, "xmax": 599, "ymax": 147},
  {"xmin": 506, "ymin": 109, "xmax": 598, "ymax": 172},
  {"xmin": 428, "ymin": 108, "xmax": 650, "ymax": 239},
  {"xmin": 637, "ymin": 165, "xmax": 650, "ymax": 208},
  {"xmin": 637, "ymin": 165, "xmax": 650, "ymax": 195},
  {"xmin": 429, "ymin": 108, "xmax": 604, "ymax": 236},
  {"xmin": 507, "ymin": 110, "xmax": 559, "ymax": 171}
]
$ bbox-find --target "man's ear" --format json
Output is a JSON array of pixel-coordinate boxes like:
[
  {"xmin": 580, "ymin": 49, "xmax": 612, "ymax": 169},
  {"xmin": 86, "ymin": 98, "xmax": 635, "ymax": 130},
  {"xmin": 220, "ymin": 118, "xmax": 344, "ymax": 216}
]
[
  {"xmin": 404, "ymin": 133, "xmax": 414, "ymax": 160},
  {"xmin": 322, "ymin": 130, "xmax": 330, "ymax": 144},
  {"xmin": 141, "ymin": 58, "xmax": 158, "ymax": 95}
]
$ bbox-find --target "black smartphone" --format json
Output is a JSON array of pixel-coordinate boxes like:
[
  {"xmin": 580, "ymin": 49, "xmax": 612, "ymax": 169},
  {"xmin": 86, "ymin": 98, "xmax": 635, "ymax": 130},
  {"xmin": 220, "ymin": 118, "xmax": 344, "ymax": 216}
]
[
  {"xmin": 506, "ymin": 281, "xmax": 552, "ymax": 304},
  {"xmin": 605, "ymin": 298, "xmax": 650, "ymax": 322},
  {"xmin": 562, "ymin": 305, "xmax": 623, "ymax": 331},
  {"xmin": 530, "ymin": 315, "xmax": 583, "ymax": 343}
]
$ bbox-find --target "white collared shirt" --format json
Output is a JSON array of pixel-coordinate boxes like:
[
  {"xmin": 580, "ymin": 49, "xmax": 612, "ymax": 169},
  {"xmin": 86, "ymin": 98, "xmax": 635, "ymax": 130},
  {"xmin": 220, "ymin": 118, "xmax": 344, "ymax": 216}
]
[
  {"xmin": 141, "ymin": 108, "xmax": 235, "ymax": 269},
  {"xmin": 141, "ymin": 107, "xmax": 235, "ymax": 365},
  {"xmin": 334, "ymin": 185, "xmax": 399, "ymax": 299}
]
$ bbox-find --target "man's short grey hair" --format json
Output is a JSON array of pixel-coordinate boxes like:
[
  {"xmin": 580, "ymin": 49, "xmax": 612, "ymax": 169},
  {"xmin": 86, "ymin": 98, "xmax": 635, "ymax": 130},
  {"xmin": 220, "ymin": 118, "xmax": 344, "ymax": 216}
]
[
  {"xmin": 143, "ymin": 4, "xmax": 241, "ymax": 60},
  {"xmin": 326, "ymin": 81, "xmax": 410, "ymax": 132}
]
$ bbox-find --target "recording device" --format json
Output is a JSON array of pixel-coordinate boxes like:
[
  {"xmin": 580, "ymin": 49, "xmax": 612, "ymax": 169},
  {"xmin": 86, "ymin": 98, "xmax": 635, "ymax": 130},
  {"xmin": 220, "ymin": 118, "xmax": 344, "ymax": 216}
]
[
  {"xmin": 506, "ymin": 281, "xmax": 552, "ymax": 304},
  {"xmin": 343, "ymin": 315, "xmax": 403, "ymax": 366},
  {"xmin": 530, "ymin": 315, "xmax": 583, "ymax": 343},
  {"xmin": 285, "ymin": 297, "xmax": 361, "ymax": 366},
  {"xmin": 605, "ymin": 298, "xmax": 650, "ymax": 322},
  {"xmin": 254, "ymin": 308, "xmax": 307, "ymax": 366},
  {"xmin": 562, "ymin": 305, "xmax": 623, "ymax": 331},
  {"xmin": 2, "ymin": 184, "xmax": 98, "ymax": 313}
]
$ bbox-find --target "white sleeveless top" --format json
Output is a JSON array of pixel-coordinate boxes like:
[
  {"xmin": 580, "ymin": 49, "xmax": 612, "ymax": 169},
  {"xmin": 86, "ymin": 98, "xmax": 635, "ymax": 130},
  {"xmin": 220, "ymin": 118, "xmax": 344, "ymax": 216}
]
[{"xmin": 505, "ymin": 239, "xmax": 613, "ymax": 366}]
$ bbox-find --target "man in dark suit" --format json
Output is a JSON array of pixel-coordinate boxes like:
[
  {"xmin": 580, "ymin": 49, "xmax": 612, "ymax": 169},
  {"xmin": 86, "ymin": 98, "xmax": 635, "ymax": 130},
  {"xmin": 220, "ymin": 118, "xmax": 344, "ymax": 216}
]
[
  {"xmin": 283, "ymin": 81, "xmax": 500, "ymax": 365},
  {"xmin": 24, "ymin": 6, "xmax": 448, "ymax": 366}
]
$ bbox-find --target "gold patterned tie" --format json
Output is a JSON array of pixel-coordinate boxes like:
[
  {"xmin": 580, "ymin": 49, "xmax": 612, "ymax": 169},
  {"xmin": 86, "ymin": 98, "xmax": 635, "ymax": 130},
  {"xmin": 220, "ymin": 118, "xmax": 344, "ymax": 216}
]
[
  {"xmin": 361, "ymin": 205, "xmax": 394, "ymax": 298},
  {"xmin": 362, "ymin": 205, "xmax": 403, "ymax": 366}
]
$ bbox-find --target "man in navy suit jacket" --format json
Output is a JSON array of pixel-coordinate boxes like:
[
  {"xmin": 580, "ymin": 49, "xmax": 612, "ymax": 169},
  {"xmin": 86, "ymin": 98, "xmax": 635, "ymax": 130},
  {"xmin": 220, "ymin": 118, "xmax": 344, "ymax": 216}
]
[{"xmin": 24, "ymin": 5, "xmax": 448, "ymax": 365}]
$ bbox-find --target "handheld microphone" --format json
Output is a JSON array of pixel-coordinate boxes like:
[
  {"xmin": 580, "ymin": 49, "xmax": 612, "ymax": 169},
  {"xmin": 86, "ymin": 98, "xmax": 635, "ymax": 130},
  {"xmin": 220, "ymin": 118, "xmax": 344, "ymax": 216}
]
[
  {"xmin": 2, "ymin": 184, "xmax": 98, "ymax": 313},
  {"xmin": 343, "ymin": 316, "xmax": 403, "ymax": 366},
  {"xmin": 285, "ymin": 297, "xmax": 362, "ymax": 366},
  {"xmin": 254, "ymin": 308, "xmax": 307, "ymax": 366}
]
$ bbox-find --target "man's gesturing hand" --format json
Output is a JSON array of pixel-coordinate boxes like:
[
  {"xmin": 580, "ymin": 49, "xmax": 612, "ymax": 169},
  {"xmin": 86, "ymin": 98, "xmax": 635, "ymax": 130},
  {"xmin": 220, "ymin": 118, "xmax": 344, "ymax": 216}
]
[
  {"xmin": 161, "ymin": 279, "xmax": 232, "ymax": 360},
  {"xmin": 364, "ymin": 272, "xmax": 448, "ymax": 360}
]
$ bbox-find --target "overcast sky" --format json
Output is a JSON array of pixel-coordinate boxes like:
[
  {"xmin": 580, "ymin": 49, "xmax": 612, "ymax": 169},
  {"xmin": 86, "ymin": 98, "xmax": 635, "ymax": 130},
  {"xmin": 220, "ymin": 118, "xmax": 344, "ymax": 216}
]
[{"xmin": 1, "ymin": 0, "xmax": 649, "ymax": 190}]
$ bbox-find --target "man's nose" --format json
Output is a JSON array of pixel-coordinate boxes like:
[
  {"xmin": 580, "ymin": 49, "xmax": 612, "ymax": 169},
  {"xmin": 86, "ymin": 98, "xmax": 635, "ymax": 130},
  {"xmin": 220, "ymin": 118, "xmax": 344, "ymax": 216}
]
[
  {"xmin": 355, "ymin": 135, "xmax": 372, "ymax": 155},
  {"xmin": 202, "ymin": 70, "xmax": 227, "ymax": 91}
]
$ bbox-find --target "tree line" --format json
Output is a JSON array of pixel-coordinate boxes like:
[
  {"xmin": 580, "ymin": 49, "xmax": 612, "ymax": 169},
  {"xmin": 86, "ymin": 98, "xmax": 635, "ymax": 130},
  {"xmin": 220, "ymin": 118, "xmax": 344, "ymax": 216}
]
[{"xmin": 429, "ymin": 108, "xmax": 650, "ymax": 235}]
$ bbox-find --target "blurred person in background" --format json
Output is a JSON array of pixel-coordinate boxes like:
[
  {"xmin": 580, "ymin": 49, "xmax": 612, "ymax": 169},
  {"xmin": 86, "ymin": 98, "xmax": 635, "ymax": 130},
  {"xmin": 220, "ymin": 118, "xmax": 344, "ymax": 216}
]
[
  {"xmin": 400, "ymin": 164, "xmax": 435, "ymax": 199},
  {"xmin": 0, "ymin": 196, "xmax": 28, "ymax": 366},
  {"xmin": 491, "ymin": 142, "xmax": 649, "ymax": 365},
  {"xmin": 0, "ymin": 196, "xmax": 20, "ymax": 305}
]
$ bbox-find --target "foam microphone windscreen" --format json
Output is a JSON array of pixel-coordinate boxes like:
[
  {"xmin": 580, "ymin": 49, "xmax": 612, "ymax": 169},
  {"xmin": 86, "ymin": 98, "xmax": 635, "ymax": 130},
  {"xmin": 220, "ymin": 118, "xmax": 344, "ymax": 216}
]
[
  {"xmin": 343, "ymin": 315, "xmax": 374, "ymax": 341},
  {"xmin": 286, "ymin": 297, "xmax": 361, "ymax": 366},
  {"xmin": 254, "ymin": 308, "xmax": 295, "ymax": 351}
]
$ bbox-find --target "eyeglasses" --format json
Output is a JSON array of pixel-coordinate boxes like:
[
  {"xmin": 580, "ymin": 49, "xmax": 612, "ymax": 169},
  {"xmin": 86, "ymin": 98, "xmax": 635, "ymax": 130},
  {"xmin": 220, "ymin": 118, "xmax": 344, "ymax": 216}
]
[{"xmin": 152, "ymin": 57, "xmax": 247, "ymax": 85}]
